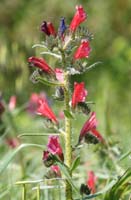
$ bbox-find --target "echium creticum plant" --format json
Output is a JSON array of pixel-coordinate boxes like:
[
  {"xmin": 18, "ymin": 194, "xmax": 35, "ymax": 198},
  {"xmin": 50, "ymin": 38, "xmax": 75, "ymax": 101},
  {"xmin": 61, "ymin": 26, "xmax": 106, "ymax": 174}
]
[{"xmin": 28, "ymin": 5, "xmax": 105, "ymax": 200}]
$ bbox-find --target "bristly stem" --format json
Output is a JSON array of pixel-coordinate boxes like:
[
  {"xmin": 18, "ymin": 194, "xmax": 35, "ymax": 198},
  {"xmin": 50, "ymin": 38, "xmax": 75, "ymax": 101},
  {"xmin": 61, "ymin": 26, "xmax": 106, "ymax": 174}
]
[{"xmin": 64, "ymin": 72, "xmax": 72, "ymax": 200}]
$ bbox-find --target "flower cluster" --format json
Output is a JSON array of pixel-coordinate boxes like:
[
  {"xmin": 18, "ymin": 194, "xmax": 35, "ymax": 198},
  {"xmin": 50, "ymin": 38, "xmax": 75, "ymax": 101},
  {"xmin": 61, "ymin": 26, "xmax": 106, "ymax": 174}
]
[{"xmin": 28, "ymin": 4, "xmax": 104, "ymax": 197}]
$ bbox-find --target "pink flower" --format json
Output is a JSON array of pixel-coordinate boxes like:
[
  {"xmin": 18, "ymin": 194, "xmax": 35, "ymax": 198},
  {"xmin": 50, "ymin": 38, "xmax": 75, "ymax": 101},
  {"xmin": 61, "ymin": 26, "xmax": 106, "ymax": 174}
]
[
  {"xmin": 55, "ymin": 68, "xmax": 64, "ymax": 82},
  {"xmin": 27, "ymin": 92, "xmax": 46, "ymax": 115},
  {"xmin": 28, "ymin": 56, "xmax": 54, "ymax": 74},
  {"xmin": 86, "ymin": 171, "xmax": 97, "ymax": 194},
  {"xmin": 72, "ymin": 82, "xmax": 88, "ymax": 108},
  {"xmin": 74, "ymin": 40, "xmax": 91, "ymax": 60},
  {"xmin": 8, "ymin": 95, "xmax": 17, "ymax": 111},
  {"xmin": 47, "ymin": 136, "xmax": 64, "ymax": 161},
  {"xmin": 79, "ymin": 112, "xmax": 104, "ymax": 143},
  {"xmin": 6, "ymin": 138, "xmax": 20, "ymax": 149},
  {"xmin": 37, "ymin": 98, "xmax": 58, "ymax": 124},
  {"xmin": 51, "ymin": 165, "xmax": 61, "ymax": 177},
  {"xmin": 69, "ymin": 5, "xmax": 87, "ymax": 32}
]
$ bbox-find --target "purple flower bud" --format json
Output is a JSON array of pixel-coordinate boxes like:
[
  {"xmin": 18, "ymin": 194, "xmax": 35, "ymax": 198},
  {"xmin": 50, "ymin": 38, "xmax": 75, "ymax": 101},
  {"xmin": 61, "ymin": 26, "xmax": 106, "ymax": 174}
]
[{"xmin": 58, "ymin": 17, "xmax": 67, "ymax": 37}]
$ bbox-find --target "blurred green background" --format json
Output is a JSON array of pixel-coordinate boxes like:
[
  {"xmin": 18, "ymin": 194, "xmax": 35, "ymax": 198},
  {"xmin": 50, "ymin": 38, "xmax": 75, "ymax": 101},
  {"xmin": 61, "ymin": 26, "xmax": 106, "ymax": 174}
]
[
  {"xmin": 0, "ymin": 0, "xmax": 130, "ymax": 146},
  {"xmin": 0, "ymin": 0, "xmax": 131, "ymax": 199}
]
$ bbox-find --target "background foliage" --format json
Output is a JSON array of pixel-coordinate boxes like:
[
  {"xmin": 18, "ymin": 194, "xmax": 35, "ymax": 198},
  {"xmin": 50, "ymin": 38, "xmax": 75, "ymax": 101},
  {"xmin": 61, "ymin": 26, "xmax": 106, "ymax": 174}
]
[{"xmin": 0, "ymin": 0, "xmax": 131, "ymax": 199}]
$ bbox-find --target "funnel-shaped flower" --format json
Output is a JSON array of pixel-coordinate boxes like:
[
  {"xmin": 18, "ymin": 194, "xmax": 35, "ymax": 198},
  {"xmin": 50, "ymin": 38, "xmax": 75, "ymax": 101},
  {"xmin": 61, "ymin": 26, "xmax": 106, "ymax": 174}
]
[
  {"xmin": 47, "ymin": 136, "xmax": 64, "ymax": 161},
  {"xmin": 72, "ymin": 82, "xmax": 88, "ymax": 108},
  {"xmin": 28, "ymin": 56, "xmax": 54, "ymax": 74},
  {"xmin": 86, "ymin": 171, "xmax": 97, "ymax": 194},
  {"xmin": 74, "ymin": 40, "xmax": 91, "ymax": 60},
  {"xmin": 37, "ymin": 98, "xmax": 58, "ymax": 124},
  {"xmin": 79, "ymin": 112, "xmax": 104, "ymax": 143},
  {"xmin": 69, "ymin": 5, "xmax": 87, "ymax": 32}
]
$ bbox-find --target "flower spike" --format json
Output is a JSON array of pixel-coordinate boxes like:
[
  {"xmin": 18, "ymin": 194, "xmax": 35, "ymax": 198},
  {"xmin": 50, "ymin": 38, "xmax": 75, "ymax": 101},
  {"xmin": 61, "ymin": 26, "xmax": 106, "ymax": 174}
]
[
  {"xmin": 74, "ymin": 40, "xmax": 91, "ymax": 60},
  {"xmin": 37, "ymin": 98, "xmax": 58, "ymax": 124},
  {"xmin": 69, "ymin": 5, "xmax": 87, "ymax": 32},
  {"xmin": 72, "ymin": 82, "xmax": 88, "ymax": 108}
]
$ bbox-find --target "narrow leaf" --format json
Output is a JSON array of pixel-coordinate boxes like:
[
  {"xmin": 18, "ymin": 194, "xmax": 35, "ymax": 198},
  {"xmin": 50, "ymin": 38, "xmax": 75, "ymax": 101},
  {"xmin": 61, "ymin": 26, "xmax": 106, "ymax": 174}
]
[
  {"xmin": 40, "ymin": 52, "xmax": 62, "ymax": 59},
  {"xmin": 0, "ymin": 143, "xmax": 44, "ymax": 174},
  {"xmin": 38, "ymin": 77, "xmax": 63, "ymax": 87},
  {"xmin": 83, "ymin": 61, "xmax": 102, "ymax": 73},
  {"xmin": 70, "ymin": 156, "xmax": 80, "ymax": 173},
  {"xmin": 56, "ymin": 161, "xmax": 80, "ymax": 195}
]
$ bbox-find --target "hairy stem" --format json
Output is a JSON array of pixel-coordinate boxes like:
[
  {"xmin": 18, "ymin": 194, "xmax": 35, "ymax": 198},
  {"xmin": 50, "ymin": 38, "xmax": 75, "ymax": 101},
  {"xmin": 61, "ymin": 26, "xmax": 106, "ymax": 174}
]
[{"xmin": 64, "ymin": 72, "xmax": 72, "ymax": 200}]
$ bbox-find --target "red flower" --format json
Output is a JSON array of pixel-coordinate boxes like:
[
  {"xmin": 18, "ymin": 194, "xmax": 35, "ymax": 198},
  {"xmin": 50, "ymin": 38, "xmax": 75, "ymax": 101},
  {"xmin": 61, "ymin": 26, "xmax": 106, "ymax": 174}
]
[
  {"xmin": 41, "ymin": 21, "xmax": 56, "ymax": 36},
  {"xmin": 74, "ymin": 40, "xmax": 91, "ymax": 60},
  {"xmin": 37, "ymin": 98, "xmax": 58, "ymax": 124},
  {"xmin": 79, "ymin": 112, "xmax": 104, "ymax": 143},
  {"xmin": 28, "ymin": 56, "xmax": 54, "ymax": 74},
  {"xmin": 8, "ymin": 95, "xmax": 17, "ymax": 111},
  {"xmin": 86, "ymin": 171, "xmax": 97, "ymax": 194},
  {"xmin": 55, "ymin": 68, "xmax": 64, "ymax": 82},
  {"xmin": 72, "ymin": 82, "xmax": 88, "ymax": 108},
  {"xmin": 47, "ymin": 136, "xmax": 64, "ymax": 161},
  {"xmin": 51, "ymin": 165, "xmax": 61, "ymax": 177},
  {"xmin": 69, "ymin": 5, "xmax": 87, "ymax": 32},
  {"xmin": 47, "ymin": 22, "xmax": 56, "ymax": 36}
]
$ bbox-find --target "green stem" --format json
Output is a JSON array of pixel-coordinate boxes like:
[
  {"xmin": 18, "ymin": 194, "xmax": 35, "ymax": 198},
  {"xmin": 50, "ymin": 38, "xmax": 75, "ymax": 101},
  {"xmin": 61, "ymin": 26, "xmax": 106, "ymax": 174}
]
[
  {"xmin": 22, "ymin": 184, "xmax": 26, "ymax": 200},
  {"xmin": 36, "ymin": 185, "xmax": 40, "ymax": 200},
  {"xmin": 64, "ymin": 72, "xmax": 72, "ymax": 200}
]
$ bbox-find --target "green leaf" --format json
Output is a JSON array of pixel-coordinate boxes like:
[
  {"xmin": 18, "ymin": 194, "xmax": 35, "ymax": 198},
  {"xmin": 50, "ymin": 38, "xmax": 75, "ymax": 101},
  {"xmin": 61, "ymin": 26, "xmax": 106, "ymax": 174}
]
[
  {"xmin": 70, "ymin": 156, "xmax": 80, "ymax": 173},
  {"xmin": 83, "ymin": 61, "xmax": 102, "ymax": 73},
  {"xmin": 56, "ymin": 161, "xmax": 80, "ymax": 195},
  {"xmin": 64, "ymin": 110, "xmax": 74, "ymax": 119},
  {"xmin": 0, "ymin": 143, "xmax": 44, "ymax": 175},
  {"xmin": 40, "ymin": 51, "xmax": 62, "ymax": 59},
  {"xmin": 118, "ymin": 150, "xmax": 131, "ymax": 162},
  {"xmin": 37, "ymin": 77, "xmax": 63, "ymax": 87}
]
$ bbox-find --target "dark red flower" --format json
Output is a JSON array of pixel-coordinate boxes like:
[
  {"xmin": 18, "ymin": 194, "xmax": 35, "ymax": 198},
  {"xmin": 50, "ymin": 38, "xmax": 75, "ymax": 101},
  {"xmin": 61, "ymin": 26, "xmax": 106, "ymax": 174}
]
[
  {"xmin": 37, "ymin": 98, "xmax": 58, "ymax": 124},
  {"xmin": 86, "ymin": 171, "xmax": 97, "ymax": 194},
  {"xmin": 28, "ymin": 56, "xmax": 54, "ymax": 74},
  {"xmin": 69, "ymin": 5, "xmax": 87, "ymax": 32},
  {"xmin": 47, "ymin": 136, "xmax": 64, "ymax": 161},
  {"xmin": 79, "ymin": 112, "xmax": 104, "ymax": 143},
  {"xmin": 72, "ymin": 82, "xmax": 88, "ymax": 108},
  {"xmin": 47, "ymin": 22, "xmax": 56, "ymax": 36},
  {"xmin": 51, "ymin": 165, "xmax": 61, "ymax": 177},
  {"xmin": 41, "ymin": 21, "xmax": 56, "ymax": 36},
  {"xmin": 74, "ymin": 40, "xmax": 91, "ymax": 60}
]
